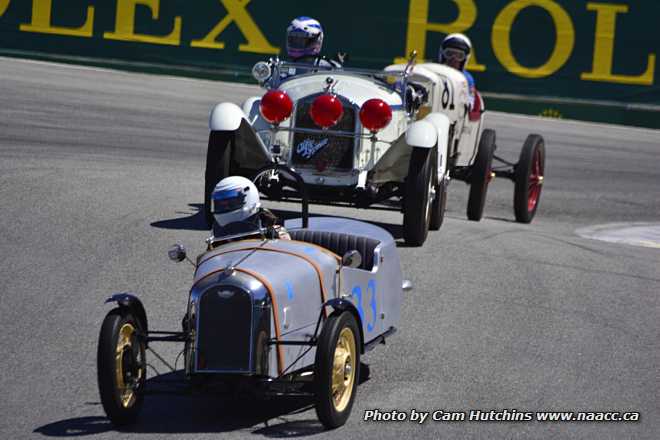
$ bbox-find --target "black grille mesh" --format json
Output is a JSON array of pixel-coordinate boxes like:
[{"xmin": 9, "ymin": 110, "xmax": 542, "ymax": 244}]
[
  {"xmin": 197, "ymin": 286, "xmax": 251, "ymax": 371},
  {"xmin": 291, "ymin": 98, "xmax": 356, "ymax": 172}
]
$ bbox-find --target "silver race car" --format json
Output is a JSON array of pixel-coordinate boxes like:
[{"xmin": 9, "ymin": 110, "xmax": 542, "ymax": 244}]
[{"xmin": 97, "ymin": 165, "xmax": 409, "ymax": 430}]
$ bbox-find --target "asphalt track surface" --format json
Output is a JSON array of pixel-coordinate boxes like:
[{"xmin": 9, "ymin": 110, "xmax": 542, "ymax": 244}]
[{"xmin": 1, "ymin": 57, "xmax": 658, "ymax": 440}]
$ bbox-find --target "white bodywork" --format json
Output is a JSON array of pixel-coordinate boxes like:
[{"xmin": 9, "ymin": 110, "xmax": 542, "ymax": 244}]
[
  {"xmin": 386, "ymin": 63, "xmax": 484, "ymax": 168},
  {"xmin": 208, "ymin": 61, "xmax": 484, "ymax": 193}
]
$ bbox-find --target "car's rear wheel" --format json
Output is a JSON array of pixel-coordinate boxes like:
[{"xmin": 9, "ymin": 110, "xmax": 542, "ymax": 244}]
[
  {"xmin": 514, "ymin": 134, "xmax": 545, "ymax": 223},
  {"xmin": 204, "ymin": 131, "xmax": 233, "ymax": 227},
  {"xmin": 403, "ymin": 147, "xmax": 434, "ymax": 246},
  {"xmin": 315, "ymin": 312, "xmax": 360, "ymax": 430},
  {"xmin": 467, "ymin": 129, "xmax": 495, "ymax": 221},
  {"xmin": 97, "ymin": 309, "xmax": 146, "ymax": 426}
]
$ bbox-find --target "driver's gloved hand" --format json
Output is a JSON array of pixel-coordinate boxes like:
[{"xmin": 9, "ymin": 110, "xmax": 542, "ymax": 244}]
[
  {"xmin": 259, "ymin": 208, "xmax": 279, "ymax": 227},
  {"xmin": 334, "ymin": 51, "xmax": 348, "ymax": 65}
]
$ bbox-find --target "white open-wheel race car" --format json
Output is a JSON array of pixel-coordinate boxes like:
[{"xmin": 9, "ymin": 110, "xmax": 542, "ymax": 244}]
[{"xmin": 204, "ymin": 53, "xmax": 545, "ymax": 246}]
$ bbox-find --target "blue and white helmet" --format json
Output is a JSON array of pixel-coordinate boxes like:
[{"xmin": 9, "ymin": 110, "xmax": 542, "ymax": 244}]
[
  {"xmin": 211, "ymin": 176, "xmax": 261, "ymax": 237},
  {"xmin": 286, "ymin": 16, "xmax": 324, "ymax": 59}
]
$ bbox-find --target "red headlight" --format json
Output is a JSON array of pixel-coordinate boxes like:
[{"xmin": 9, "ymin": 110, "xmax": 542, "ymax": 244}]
[
  {"xmin": 309, "ymin": 94, "xmax": 344, "ymax": 128},
  {"xmin": 359, "ymin": 99, "xmax": 392, "ymax": 132},
  {"xmin": 260, "ymin": 90, "xmax": 293, "ymax": 124}
]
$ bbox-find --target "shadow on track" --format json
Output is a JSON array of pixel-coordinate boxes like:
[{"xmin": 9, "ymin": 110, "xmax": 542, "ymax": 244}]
[
  {"xmin": 150, "ymin": 204, "xmax": 209, "ymax": 231},
  {"xmin": 35, "ymin": 364, "xmax": 371, "ymax": 437},
  {"xmin": 150, "ymin": 205, "xmax": 410, "ymax": 245},
  {"xmin": 33, "ymin": 372, "xmax": 321, "ymax": 437}
]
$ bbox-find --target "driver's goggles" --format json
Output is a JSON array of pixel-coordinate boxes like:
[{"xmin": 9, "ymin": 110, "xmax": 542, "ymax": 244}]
[
  {"xmin": 211, "ymin": 189, "xmax": 246, "ymax": 214},
  {"xmin": 287, "ymin": 35, "xmax": 314, "ymax": 49},
  {"xmin": 442, "ymin": 48, "xmax": 467, "ymax": 61}
]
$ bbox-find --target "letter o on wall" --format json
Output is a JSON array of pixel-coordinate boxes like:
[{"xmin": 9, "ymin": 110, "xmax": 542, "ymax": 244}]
[{"xmin": 492, "ymin": 0, "xmax": 575, "ymax": 78}]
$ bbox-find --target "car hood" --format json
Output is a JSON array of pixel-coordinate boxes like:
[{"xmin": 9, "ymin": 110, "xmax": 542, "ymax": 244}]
[{"xmin": 279, "ymin": 73, "xmax": 403, "ymax": 107}]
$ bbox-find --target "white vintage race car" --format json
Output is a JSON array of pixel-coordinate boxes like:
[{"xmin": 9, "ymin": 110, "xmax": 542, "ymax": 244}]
[{"xmin": 203, "ymin": 54, "xmax": 545, "ymax": 246}]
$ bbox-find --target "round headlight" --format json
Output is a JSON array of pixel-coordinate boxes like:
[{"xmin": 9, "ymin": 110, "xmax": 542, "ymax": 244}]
[
  {"xmin": 309, "ymin": 94, "xmax": 344, "ymax": 129},
  {"xmin": 359, "ymin": 99, "xmax": 392, "ymax": 132},
  {"xmin": 252, "ymin": 61, "xmax": 272, "ymax": 82},
  {"xmin": 260, "ymin": 90, "xmax": 293, "ymax": 125}
]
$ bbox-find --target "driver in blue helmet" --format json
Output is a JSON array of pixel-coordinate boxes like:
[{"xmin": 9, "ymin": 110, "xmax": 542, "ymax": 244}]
[
  {"xmin": 284, "ymin": 16, "xmax": 344, "ymax": 76},
  {"xmin": 210, "ymin": 176, "xmax": 290, "ymax": 244}
]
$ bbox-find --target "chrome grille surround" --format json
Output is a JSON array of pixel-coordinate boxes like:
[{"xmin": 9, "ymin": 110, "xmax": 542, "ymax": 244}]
[{"xmin": 290, "ymin": 94, "xmax": 358, "ymax": 173}]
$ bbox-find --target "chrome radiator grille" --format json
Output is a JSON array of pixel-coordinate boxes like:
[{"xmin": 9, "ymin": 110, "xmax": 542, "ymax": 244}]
[
  {"xmin": 196, "ymin": 286, "xmax": 252, "ymax": 372},
  {"xmin": 291, "ymin": 98, "xmax": 356, "ymax": 172}
]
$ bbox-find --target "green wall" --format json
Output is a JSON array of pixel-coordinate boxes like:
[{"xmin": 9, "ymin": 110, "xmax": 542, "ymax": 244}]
[{"xmin": 1, "ymin": 0, "xmax": 658, "ymax": 127}]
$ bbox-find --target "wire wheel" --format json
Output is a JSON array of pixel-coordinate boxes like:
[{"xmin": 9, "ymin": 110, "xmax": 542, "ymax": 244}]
[{"xmin": 514, "ymin": 134, "xmax": 545, "ymax": 223}]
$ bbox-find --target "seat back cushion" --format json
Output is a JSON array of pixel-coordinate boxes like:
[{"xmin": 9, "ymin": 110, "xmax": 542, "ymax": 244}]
[{"xmin": 288, "ymin": 229, "xmax": 380, "ymax": 271}]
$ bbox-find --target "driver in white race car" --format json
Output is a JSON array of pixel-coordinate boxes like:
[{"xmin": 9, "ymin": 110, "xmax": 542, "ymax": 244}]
[
  {"xmin": 438, "ymin": 33, "xmax": 477, "ymax": 110},
  {"xmin": 284, "ymin": 16, "xmax": 344, "ymax": 76}
]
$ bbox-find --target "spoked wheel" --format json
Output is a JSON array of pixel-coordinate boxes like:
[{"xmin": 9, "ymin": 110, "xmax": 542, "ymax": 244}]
[
  {"xmin": 403, "ymin": 147, "xmax": 435, "ymax": 246},
  {"xmin": 203, "ymin": 131, "xmax": 234, "ymax": 228},
  {"xmin": 514, "ymin": 134, "xmax": 545, "ymax": 223},
  {"xmin": 467, "ymin": 129, "xmax": 496, "ymax": 221},
  {"xmin": 315, "ymin": 312, "xmax": 360, "ymax": 429},
  {"xmin": 98, "ymin": 309, "xmax": 146, "ymax": 426}
]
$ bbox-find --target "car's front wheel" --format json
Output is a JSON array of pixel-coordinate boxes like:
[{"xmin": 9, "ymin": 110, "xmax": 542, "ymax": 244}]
[
  {"xmin": 403, "ymin": 147, "xmax": 434, "ymax": 246},
  {"xmin": 467, "ymin": 128, "xmax": 496, "ymax": 221},
  {"xmin": 314, "ymin": 312, "xmax": 361, "ymax": 430},
  {"xmin": 97, "ymin": 309, "xmax": 146, "ymax": 426}
]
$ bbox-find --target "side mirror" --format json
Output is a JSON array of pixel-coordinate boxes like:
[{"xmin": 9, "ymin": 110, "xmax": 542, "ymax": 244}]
[
  {"xmin": 168, "ymin": 244, "xmax": 187, "ymax": 263},
  {"xmin": 342, "ymin": 250, "xmax": 362, "ymax": 269}
]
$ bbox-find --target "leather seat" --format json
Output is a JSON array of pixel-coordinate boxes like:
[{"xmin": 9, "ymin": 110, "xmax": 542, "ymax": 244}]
[{"xmin": 289, "ymin": 229, "xmax": 380, "ymax": 271}]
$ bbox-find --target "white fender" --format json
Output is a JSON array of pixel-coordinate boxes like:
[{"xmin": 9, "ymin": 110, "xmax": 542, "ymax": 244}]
[
  {"xmin": 242, "ymin": 96, "xmax": 261, "ymax": 120},
  {"xmin": 209, "ymin": 102, "xmax": 248, "ymax": 131},
  {"xmin": 405, "ymin": 120, "xmax": 437, "ymax": 149},
  {"xmin": 424, "ymin": 112, "xmax": 451, "ymax": 176}
]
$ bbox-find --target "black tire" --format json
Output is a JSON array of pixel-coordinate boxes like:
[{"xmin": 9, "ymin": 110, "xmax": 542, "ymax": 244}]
[
  {"xmin": 203, "ymin": 131, "xmax": 233, "ymax": 228},
  {"xmin": 315, "ymin": 312, "xmax": 361, "ymax": 430},
  {"xmin": 467, "ymin": 129, "xmax": 496, "ymax": 221},
  {"xmin": 403, "ymin": 147, "xmax": 434, "ymax": 246},
  {"xmin": 429, "ymin": 177, "xmax": 447, "ymax": 231},
  {"xmin": 514, "ymin": 134, "xmax": 545, "ymax": 223},
  {"xmin": 97, "ymin": 309, "xmax": 146, "ymax": 426}
]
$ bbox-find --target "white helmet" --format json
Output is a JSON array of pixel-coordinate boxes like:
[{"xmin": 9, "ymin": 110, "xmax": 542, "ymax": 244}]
[
  {"xmin": 439, "ymin": 33, "xmax": 472, "ymax": 70},
  {"xmin": 211, "ymin": 176, "xmax": 261, "ymax": 237}
]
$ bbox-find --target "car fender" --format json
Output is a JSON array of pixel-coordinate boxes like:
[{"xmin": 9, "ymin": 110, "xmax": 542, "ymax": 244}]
[
  {"xmin": 209, "ymin": 102, "xmax": 248, "ymax": 131},
  {"xmin": 105, "ymin": 293, "xmax": 148, "ymax": 337},
  {"xmin": 423, "ymin": 112, "xmax": 451, "ymax": 177},
  {"xmin": 405, "ymin": 120, "xmax": 437, "ymax": 149},
  {"xmin": 325, "ymin": 298, "xmax": 365, "ymax": 354}
]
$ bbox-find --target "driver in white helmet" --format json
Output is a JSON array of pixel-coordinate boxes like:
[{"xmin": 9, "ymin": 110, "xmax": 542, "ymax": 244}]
[
  {"xmin": 439, "ymin": 33, "xmax": 476, "ymax": 110},
  {"xmin": 210, "ymin": 176, "xmax": 290, "ymax": 244},
  {"xmin": 284, "ymin": 16, "xmax": 344, "ymax": 77}
]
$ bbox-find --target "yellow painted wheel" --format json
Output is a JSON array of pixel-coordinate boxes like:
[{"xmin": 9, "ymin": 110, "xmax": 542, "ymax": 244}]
[
  {"xmin": 98, "ymin": 309, "xmax": 146, "ymax": 425},
  {"xmin": 315, "ymin": 312, "xmax": 361, "ymax": 429},
  {"xmin": 331, "ymin": 327, "xmax": 357, "ymax": 412},
  {"xmin": 115, "ymin": 323, "xmax": 143, "ymax": 408}
]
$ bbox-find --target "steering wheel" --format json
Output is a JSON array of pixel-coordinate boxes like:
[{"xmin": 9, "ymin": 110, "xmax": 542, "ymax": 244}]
[{"xmin": 252, "ymin": 163, "xmax": 310, "ymax": 228}]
